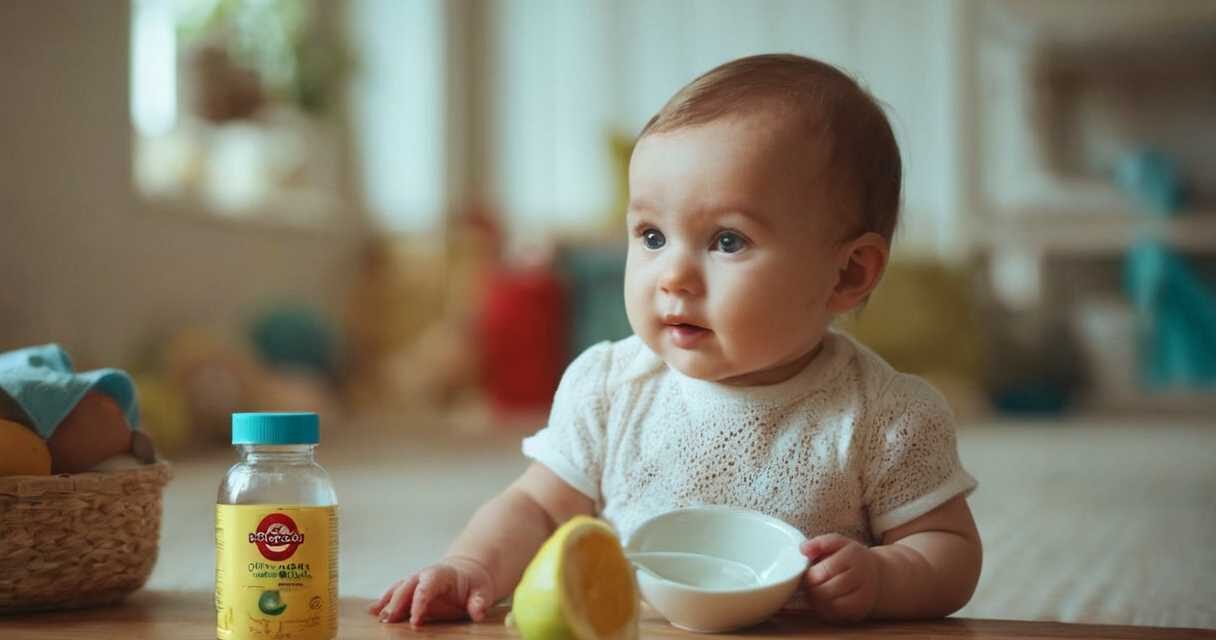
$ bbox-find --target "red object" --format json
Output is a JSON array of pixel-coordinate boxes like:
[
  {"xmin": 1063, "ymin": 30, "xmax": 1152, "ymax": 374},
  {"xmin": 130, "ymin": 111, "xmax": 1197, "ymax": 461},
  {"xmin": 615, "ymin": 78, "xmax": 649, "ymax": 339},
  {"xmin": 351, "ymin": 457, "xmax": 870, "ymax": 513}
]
[{"xmin": 477, "ymin": 267, "xmax": 568, "ymax": 418}]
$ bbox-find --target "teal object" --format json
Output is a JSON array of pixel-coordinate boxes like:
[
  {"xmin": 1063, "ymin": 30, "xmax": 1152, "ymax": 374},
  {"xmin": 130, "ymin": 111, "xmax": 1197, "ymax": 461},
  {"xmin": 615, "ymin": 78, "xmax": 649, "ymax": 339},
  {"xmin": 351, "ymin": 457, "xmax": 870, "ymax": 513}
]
[
  {"xmin": 249, "ymin": 304, "xmax": 340, "ymax": 378},
  {"xmin": 1125, "ymin": 241, "xmax": 1216, "ymax": 388},
  {"xmin": 1113, "ymin": 150, "xmax": 1185, "ymax": 216},
  {"xmin": 556, "ymin": 246, "xmax": 633, "ymax": 360},
  {"xmin": 232, "ymin": 412, "xmax": 320, "ymax": 445},
  {"xmin": 990, "ymin": 379, "xmax": 1069, "ymax": 416},
  {"xmin": 0, "ymin": 344, "xmax": 139, "ymax": 438}
]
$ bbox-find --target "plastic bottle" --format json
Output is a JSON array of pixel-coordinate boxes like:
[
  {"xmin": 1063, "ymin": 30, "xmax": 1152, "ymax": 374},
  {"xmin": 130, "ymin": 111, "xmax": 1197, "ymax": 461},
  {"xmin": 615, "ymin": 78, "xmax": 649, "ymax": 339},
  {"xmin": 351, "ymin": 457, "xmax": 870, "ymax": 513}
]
[{"xmin": 216, "ymin": 412, "xmax": 338, "ymax": 640}]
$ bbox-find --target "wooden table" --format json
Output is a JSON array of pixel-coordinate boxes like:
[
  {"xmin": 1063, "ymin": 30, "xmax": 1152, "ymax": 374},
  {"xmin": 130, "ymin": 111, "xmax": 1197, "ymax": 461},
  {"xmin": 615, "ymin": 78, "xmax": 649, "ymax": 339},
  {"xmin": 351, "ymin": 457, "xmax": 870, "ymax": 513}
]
[{"xmin": 1, "ymin": 591, "xmax": 1212, "ymax": 640}]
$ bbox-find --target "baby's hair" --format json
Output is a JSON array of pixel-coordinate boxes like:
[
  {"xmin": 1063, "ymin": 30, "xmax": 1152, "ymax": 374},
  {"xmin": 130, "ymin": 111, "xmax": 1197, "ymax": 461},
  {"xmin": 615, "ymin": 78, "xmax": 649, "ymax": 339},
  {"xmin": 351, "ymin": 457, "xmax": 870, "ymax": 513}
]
[{"xmin": 638, "ymin": 53, "xmax": 902, "ymax": 243}]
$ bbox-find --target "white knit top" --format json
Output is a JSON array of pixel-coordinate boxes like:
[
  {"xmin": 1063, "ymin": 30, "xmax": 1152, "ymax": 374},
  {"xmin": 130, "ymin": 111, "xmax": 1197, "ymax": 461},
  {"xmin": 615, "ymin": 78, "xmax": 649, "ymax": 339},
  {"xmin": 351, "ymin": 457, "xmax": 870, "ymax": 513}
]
[{"xmin": 522, "ymin": 331, "xmax": 977, "ymax": 544}]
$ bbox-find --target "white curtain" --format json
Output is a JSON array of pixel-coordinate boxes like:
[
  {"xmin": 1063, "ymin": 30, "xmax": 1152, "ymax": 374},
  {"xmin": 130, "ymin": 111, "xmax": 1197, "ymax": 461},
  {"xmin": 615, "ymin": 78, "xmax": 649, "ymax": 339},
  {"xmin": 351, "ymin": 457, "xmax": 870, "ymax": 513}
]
[
  {"xmin": 481, "ymin": 0, "xmax": 966, "ymax": 257},
  {"xmin": 348, "ymin": 0, "xmax": 447, "ymax": 233},
  {"xmin": 346, "ymin": 0, "xmax": 967, "ymax": 256}
]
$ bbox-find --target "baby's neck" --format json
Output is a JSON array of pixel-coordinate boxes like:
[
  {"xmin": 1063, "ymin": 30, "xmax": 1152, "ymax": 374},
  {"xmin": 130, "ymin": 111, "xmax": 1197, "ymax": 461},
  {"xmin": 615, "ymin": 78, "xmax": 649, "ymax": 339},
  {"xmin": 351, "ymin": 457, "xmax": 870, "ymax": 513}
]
[{"xmin": 717, "ymin": 340, "xmax": 824, "ymax": 387}]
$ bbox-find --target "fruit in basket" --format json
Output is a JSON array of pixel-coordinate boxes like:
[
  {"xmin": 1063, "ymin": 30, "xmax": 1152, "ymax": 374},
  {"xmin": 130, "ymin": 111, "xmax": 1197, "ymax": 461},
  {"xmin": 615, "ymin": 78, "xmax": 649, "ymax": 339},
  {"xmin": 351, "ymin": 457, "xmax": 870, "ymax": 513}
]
[
  {"xmin": 47, "ymin": 391, "xmax": 133, "ymax": 474},
  {"xmin": 0, "ymin": 418, "xmax": 52, "ymax": 476},
  {"xmin": 510, "ymin": 516, "xmax": 639, "ymax": 640}
]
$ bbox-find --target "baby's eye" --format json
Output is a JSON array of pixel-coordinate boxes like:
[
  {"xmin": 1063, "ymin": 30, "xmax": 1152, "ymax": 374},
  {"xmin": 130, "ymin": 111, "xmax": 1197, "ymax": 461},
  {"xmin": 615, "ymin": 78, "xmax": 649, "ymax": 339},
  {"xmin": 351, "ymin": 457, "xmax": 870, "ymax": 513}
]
[
  {"xmin": 641, "ymin": 228, "xmax": 666, "ymax": 250},
  {"xmin": 713, "ymin": 231, "xmax": 747, "ymax": 254}
]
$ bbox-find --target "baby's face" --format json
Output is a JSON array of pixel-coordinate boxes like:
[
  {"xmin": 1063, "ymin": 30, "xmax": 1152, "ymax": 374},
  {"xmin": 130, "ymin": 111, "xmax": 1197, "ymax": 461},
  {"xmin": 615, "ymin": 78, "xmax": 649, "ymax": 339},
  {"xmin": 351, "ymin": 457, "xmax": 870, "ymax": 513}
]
[{"xmin": 624, "ymin": 112, "xmax": 849, "ymax": 386}]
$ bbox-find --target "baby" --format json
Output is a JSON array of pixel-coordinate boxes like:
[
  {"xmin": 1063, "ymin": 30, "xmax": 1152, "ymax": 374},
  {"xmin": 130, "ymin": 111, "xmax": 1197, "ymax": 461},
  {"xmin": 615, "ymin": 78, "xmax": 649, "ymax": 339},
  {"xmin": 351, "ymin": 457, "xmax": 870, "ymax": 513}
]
[{"xmin": 371, "ymin": 53, "xmax": 981, "ymax": 626}]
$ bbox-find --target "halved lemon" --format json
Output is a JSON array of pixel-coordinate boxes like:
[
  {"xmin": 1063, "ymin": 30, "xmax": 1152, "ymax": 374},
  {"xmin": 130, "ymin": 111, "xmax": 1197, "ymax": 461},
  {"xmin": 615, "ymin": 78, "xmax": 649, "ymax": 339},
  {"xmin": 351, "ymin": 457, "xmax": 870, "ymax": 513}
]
[{"xmin": 510, "ymin": 516, "xmax": 639, "ymax": 640}]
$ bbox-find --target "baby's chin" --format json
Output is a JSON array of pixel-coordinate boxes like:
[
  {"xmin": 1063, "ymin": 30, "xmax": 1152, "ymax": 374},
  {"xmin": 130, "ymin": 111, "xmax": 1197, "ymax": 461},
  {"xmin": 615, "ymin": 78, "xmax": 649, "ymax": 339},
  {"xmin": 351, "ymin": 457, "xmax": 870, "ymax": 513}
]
[
  {"xmin": 656, "ymin": 346, "xmax": 736, "ymax": 382},
  {"xmin": 635, "ymin": 329, "xmax": 747, "ymax": 382},
  {"xmin": 656, "ymin": 341, "xmax": 811, "ymax": 386}
]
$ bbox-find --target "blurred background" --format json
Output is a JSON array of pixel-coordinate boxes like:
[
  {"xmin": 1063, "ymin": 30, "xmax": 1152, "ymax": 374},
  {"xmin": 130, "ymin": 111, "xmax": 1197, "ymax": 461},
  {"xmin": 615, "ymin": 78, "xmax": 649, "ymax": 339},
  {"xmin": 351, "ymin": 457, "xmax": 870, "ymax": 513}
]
[{"xmin": 0, "ymin": 0, "xmax": 1213, "ymax": 629}]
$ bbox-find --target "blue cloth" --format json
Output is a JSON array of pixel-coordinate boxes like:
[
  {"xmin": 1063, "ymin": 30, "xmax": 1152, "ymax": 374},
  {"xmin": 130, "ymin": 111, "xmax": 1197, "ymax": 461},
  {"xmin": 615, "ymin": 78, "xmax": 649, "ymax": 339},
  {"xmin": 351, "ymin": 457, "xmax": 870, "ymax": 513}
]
[{"xmin": 0, "ymin": 344, "xmax": 139, "ymax": 439}]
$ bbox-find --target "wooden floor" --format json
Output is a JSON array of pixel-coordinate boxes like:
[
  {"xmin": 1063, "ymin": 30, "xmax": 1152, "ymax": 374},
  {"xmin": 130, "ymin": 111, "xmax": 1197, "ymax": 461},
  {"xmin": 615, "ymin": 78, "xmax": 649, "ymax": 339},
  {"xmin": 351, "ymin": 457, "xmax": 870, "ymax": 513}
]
[
  {"xmin": 133, "ymin": 416, "xmax": 1216, "ymax": 630},
  {"xmin": 3, "ymin": 590, "xmax": 1215, "ymax": 640}
]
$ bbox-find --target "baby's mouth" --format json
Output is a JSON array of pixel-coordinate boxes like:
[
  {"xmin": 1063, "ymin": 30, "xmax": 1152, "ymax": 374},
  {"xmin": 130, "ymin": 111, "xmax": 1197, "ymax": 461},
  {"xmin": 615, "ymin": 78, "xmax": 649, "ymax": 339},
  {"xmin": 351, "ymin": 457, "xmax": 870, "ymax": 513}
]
[{"xmin": 665, "ymin": 322, "xmax": 710, "ymax": 348}]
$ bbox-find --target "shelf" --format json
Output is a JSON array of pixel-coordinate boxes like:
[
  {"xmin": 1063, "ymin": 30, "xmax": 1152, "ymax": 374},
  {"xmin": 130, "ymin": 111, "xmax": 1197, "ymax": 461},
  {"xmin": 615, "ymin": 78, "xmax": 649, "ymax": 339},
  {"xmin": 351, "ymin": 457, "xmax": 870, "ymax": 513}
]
[{"xmin": 975, "ymin": 209, "xmax": 1216, "ymax": 255}]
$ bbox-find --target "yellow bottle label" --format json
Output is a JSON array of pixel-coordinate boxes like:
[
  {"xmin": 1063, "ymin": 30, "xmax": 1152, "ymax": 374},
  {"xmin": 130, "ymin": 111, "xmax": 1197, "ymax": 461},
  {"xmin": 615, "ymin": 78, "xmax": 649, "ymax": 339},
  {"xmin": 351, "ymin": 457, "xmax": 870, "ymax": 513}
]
[{"xmin": 216, "ymin": 505, "xmax": 338, "ymax": 640}]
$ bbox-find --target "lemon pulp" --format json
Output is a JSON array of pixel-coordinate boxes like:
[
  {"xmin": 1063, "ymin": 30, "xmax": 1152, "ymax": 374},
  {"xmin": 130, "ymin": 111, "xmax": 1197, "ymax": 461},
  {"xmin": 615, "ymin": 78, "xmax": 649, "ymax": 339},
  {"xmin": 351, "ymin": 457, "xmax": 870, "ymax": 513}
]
[{"xmin": 511, "ymin": 516, "xmax": 639, "ymax": 640}]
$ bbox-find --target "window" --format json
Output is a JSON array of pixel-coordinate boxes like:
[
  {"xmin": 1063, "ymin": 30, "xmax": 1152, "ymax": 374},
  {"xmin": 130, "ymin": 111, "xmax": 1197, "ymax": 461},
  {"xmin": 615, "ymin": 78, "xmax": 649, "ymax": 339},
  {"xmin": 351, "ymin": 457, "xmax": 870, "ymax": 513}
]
[
  {"xmin": 346, "ymin": 0, "xmax": 447, "ymax": 233},
  {"xmin": 130, "ymin": 0, "xmax": 350, "ymax": 225}
]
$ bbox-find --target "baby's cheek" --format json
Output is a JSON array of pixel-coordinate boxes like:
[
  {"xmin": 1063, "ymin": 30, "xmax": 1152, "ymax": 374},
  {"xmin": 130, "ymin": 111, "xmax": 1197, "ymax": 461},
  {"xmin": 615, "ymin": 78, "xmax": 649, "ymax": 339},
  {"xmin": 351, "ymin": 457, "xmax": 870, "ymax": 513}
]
[
  {"xmin": 622, "ymin": 277, "xmax": 651, "ymax": 334},
  {"xmin": 722, "ymin": 293, "xmax": 797, "ymax": 347}
]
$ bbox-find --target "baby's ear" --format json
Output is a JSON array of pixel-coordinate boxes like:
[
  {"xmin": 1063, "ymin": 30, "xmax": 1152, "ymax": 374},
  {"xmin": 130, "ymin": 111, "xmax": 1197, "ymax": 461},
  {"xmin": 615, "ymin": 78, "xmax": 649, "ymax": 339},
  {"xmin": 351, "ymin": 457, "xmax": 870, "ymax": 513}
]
[{"xmin": 827, "ymin": 232, "xmax": 889, "ymax": 314}]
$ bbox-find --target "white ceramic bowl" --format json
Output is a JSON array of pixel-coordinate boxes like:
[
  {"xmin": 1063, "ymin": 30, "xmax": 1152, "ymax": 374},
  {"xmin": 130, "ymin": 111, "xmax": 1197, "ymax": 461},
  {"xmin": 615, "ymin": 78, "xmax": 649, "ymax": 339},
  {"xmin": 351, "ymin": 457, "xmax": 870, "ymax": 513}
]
[{"xmin": 624, "ymin": 506, "xmax": 808, "ymax": 633}]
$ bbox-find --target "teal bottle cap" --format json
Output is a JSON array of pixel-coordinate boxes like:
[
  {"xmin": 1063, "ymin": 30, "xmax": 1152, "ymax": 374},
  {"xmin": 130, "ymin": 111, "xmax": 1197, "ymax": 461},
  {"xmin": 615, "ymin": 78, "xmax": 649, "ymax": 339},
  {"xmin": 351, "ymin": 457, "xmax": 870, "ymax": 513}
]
[{"xmin": 232, "ymin": 412, "xmax": 320, "ymax": 445}]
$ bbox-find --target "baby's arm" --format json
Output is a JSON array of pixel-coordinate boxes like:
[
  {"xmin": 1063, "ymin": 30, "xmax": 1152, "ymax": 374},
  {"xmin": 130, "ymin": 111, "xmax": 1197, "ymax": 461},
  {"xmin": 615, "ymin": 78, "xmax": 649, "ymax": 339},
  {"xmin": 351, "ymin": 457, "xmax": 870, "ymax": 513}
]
[
  {"xmin": 370, "ymin": 462, "xmax": 594, "ymax": 625},
  {"xmin": 802, "ymin": 495, "xmax": 981, "ymax": 621},
  {"xmin": 870, "ymin": 495, "xmax": 982, "ymax": 617}
]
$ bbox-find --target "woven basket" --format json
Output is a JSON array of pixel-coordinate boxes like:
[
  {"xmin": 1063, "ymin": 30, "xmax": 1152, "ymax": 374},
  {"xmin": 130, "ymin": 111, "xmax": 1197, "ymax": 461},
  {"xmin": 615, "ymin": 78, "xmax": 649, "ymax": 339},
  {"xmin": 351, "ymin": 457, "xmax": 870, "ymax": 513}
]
[{"xmin": 0, "ymin": 461, "xmax": 171, "ymax": 613}]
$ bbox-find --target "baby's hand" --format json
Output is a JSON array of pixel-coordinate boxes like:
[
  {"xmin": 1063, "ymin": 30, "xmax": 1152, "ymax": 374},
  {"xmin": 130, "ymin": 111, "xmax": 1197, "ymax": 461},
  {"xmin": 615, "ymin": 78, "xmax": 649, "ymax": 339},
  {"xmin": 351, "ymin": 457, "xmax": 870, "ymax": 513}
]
[
  {"xmin": 799, "ymin": 534, "xmax": 879, "ymax": 623},
  {"xmin": 368, "ymin": 556, "xmax": 496, "ymax": 626}
]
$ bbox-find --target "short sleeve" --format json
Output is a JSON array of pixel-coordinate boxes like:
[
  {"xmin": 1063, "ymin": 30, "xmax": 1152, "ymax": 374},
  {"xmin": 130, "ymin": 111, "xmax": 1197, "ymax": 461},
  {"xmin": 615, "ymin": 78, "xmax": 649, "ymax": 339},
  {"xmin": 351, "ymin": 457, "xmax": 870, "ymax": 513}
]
[
  {"xmin": 521, "ymin": 341, "xmax": 614, "ymax": 503},
  {"xmin": 862, "ymin": 374, "xmax": 977, "ymax": 537}
]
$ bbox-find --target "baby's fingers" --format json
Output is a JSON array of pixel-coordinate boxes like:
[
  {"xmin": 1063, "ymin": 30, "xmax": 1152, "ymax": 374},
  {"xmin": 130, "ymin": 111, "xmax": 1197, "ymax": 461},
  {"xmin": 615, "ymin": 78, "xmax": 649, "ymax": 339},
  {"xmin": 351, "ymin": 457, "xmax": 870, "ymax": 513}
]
[
  {"xmin": 809, "ymin": 568, "xmax": 860, "ymax": 602},
  {"xmin": 805, "ymin": 548, "xmax": 851, "ymax": 585},
  {"xmin": 466, "ymin": 584, "xmax": 495, "ymax": 622},
  {"xmin": 809, "ymin": 576, "xmax": 870, "ymax": 623},
  {"xmin": 410, "ymin": 571, "xmax": 466, "ymax": 626},
  {"xmin": 369, "ymin": 578, "xmax": 404, "ymax": 615},
  {"xmin": 380, "ymin": 575, "xmax": 420, "ymax": 624},
  {"xmin": 801, "ymin": 534, "xmax": 852, "ymax": 562}
]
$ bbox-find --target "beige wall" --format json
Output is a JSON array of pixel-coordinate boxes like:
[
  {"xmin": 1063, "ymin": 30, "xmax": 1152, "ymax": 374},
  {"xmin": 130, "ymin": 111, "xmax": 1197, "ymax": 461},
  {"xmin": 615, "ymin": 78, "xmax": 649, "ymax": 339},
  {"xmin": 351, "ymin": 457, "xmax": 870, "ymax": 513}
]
[{"xmin": 0, "ymin": 2, "xmax": 362, "ymax": 367}]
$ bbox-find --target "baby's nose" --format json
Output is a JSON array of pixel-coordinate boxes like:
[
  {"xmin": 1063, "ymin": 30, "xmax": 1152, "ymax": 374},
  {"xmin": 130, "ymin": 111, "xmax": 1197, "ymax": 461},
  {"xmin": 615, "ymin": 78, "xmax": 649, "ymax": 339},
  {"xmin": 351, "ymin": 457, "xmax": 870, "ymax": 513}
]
[{"xmin": 658, "ymin": 254, "xmax": 703, "ymax": 296}]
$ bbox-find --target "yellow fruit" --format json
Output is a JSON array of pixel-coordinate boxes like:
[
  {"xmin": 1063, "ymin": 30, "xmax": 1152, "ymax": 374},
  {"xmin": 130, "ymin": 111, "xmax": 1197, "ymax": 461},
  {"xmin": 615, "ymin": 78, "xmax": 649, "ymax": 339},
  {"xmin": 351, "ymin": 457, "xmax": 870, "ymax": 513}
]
[
  {"xmin": 0, "ymin": 418, "xmax": 52, "ymax": 476},
  {"xmin": 511, "ymin": 516, "xmax": 639, "ymax": 640}
]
